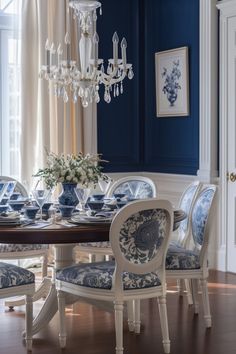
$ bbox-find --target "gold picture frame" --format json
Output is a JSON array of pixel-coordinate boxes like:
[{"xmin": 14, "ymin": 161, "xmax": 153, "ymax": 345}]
[{"xmin": 155, "ymin": 46, "xmax": 189, "ymax": 117}]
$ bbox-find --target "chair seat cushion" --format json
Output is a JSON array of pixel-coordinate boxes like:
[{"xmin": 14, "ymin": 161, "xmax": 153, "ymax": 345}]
[
  {"xmin": 166, "ymin": 245, "xmax": 200, "ymax": 270},
  {"xmin": 0, "ymin": 262, "xmax": 35, "ymax": 289},
  {"xmin": 0, "ymin": 243, "xmax": 49, "ymax": 253},
  {"xmin": 56, "ymin": 261, "xmax": 161, "ymax": 290}
]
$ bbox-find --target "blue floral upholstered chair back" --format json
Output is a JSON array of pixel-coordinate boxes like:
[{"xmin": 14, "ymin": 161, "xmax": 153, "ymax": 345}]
[
  {"xmin": 191, "ymin": 185, "xmax": 217, "ymax": 257},
  {"xmin": 110, "ymin": 199, "xmax": 173, "ymax": 290},
  {"xmin": 75, "ymin": 176, "xmax": 157, "ymax": 261},
  {"xmin": 175, "ymin": 181, "xmax": 201, "ymax": 246},
  {"xmin": 107, "ymin": 176, "xmax": 157, "ymax": 199}
]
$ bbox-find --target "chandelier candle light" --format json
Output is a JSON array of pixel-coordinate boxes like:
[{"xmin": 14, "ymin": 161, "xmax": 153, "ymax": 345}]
[{"xmin": 39, "ymin": 0, "xmax": 134, "ymax": 107}]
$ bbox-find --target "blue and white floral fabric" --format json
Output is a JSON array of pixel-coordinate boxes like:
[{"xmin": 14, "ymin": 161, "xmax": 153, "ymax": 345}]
[
  {"xmin": 113, "ymin": 180, "xmax": 154, "ymax": 199},
  {"xmin": 192, "ymin": 188, "xmax": 215, "ymax": 246},
  {"xmin": 178, "ymin": 184, "xmax": 199, "ymax": 235},
  {"xmin": 166, "ymin": 245, "xmax": 200, "ymax": 270},
  {"xmin": 56, "ymin": 261, "xmax": 161, "ymax": 290},
  {"xmin": 119, "ymin": 209, "xmax": 168, "ymax": 264},
  {"xmin": 0, "ymin": 262, "xmax": 35, "ymax": 289},
  {"xmin": 0, "ymin": 243, "xmax": 49, "ymax": 253}
]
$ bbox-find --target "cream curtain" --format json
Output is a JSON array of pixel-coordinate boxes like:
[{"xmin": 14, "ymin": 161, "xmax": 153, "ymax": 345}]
[{"xmin": 20, "ymin": 0, "xmax": 97, "ymax": 189}]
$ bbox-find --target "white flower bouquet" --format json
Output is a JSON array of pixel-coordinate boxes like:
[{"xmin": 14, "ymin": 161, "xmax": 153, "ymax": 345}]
[{"xmin": 34, "ymin": 152, "xmax": 109, "ymax": 189}]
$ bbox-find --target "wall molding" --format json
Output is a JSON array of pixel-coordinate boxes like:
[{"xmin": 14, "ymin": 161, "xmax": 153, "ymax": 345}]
[{"xmin": 197, "ymin": 0, "xmax": 218, "ymax": 182}]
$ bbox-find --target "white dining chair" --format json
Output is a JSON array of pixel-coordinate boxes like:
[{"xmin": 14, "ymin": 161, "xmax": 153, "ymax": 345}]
[
  {"xmin": 0, "ymin": 262, "xmax": 35, "ymax": 350},
  {"xmin": 0, "ymin": 176, "xmax": 50, "ymax": 308},
  {"xmin": 76, "ymin": 175, "xmax": 157, "ymax": 261},
  {"xmin": 56, "ymin": 199, "xmax": 173, "ymax": 354},
  {"xmin": 166, "ymin": 184, "xmax": 217, "ymax": 327},
  {"xmin": 170, "ymin": 180, "xmax": 202, "ymax": 303}
]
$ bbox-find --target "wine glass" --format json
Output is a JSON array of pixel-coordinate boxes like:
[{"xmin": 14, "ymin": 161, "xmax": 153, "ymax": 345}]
[
  {"xmin": 75, "ymin": 187, "xmax": 90, "ymax": 212},
  {"xmin": 32, "ymin": 182, "xmax": 52, "ymax": 221},
  {"xmin": 98, "ymin": 177, "xmax": 112, "ymax": 195},
  {"xmin": 0, "ymin": 182, "xmax": 9, "ymax": 204}
]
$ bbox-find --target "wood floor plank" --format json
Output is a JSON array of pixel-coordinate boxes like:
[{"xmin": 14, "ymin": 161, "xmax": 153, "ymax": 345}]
[{"xmin": 0, "ymin": 270, "xmax": 236, "ymax": 354}]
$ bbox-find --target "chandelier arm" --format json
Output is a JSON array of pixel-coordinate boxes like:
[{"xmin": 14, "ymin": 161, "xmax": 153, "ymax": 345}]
[{"xmin": 99, "ymin": 70, "xmax": 127, "ymax": 86}]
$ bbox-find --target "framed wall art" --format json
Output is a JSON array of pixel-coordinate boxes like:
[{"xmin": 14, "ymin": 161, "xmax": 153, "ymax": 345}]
[{"xmin": 155, "ymin": 46, "xmax": 189, "ymax": 117}]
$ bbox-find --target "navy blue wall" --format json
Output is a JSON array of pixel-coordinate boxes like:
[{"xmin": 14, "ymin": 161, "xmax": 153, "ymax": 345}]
[{"xmin": 97, "ymin": 0, "xmax": 199, "ymax": 175}]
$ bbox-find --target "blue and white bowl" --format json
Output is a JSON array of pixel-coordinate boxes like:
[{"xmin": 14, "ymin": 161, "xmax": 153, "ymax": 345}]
[
  {"xmin": 8, "ymin": 200, "xmax": 26, "ymax": 212},
  {"xmin": 87, "ymin": 200, "xmax": 104, "ymax": 211},
  {"xmin": 24, "ymin": 206, "xmax": 39, "ymax": 220},
  {"xmin": 59, "ymin": 205, "xmax": 75, "ymax": 218},
  {"xmin": 0, "ymin": 205, "xmax": 9, "ymax": 213}
]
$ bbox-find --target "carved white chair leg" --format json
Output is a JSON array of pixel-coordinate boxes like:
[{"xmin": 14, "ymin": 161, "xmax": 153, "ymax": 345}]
[
  {"xmin": 200, "ymin": 279, "xmax": 212, "ymax": 328},
  {"xmin": 191, "ymin": 279, "xmax": 199, "ymax": 314},
  {"xmin": 134, "ymin": 299, "xmax": 141, "ymax": 334},
  {"xmin": 57, "ymin": 290, "xmax": 67, "ymax": 349},
  {"xmin": 114, "ymin": 301, "xmax": 124, "ymax": 354},
  {"xmin": 158, "ymin": 295, "xmax": 170, "ymax": 354},
  {"xmin": 127, "ymin": 300, "xmax": 135, "ymax": 332},
  {"xmin": 185, "ymin": 279, "xmax": 193, "ymax": 305},
  {"xmin": 25, "ymin": 294, "xmax": 33, "ymax": 351}
]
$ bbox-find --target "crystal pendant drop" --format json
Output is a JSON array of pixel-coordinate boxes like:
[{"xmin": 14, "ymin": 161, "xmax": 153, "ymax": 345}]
[
  {"xmin": 120, "ymin": 81, "xmax": 123, "ymax": 94},
  {"xmin": 116, "ymin": 84, "xmax": 119, "ymax": 96},
  {"xmin": 100, "ymin": 6, "xmax": 102, "ymax": 15},
  {"xmin": 95, "ymin": 92, "xmax": 100, "ymax": 103},
  {"xmin": 128, "ymin": 68, "xmax": 134, "ymax": 80},
  {"xmin": 113, "ymin": 85, "xmax": 116, "ymax": 97},
  {"xmin": 106, "ymin": 92, "xmax": 111, "ymax": 103},
  {"xmin": 101, "ymin": 64, "xmax": 105, "ymax": 73},
  {"xmin": 73, "ymin": 91, "xmax": 78, "ymax": 103},
  {"xmin": 63, "ymin": 90, "xmax": 69, "ymax": 103},
  {"xmin": 78, "ymin": 87, "xmax": 84, "ymax": 98},
  {"xmin": 82, "ymin": 98, "xmax": 88, "ymax": 108},
  {"xmin": 104, "ymin": 91, "xmax": 108, "ymax": 102}
]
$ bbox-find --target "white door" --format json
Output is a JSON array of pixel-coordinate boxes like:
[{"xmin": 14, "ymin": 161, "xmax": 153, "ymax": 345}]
[{"xmin": 226, "ymin": 16, "xmax": 236, "ymax": 272}]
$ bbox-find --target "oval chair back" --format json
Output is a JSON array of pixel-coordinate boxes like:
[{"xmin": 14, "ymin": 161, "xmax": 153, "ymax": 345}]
[
  {"xmin": 177, "ymin": 181, "xmax": 202, "ymax": 246},
  {"xmin": 107, "ymin": 176, "xmax": 157, "ymax": 199},
  {"xmin": 191, "ymin": 184, "xmax": 217, "ymax": 266},
  {"xmin": 110, "ymin": 199, "xmax": 173, "ymax": 295}
]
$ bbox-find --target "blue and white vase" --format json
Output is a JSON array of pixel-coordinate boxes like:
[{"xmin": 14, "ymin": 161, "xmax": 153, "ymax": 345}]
[{"xmin": 58, "ymin": 182, "xmax": 78, "ymax": 206}]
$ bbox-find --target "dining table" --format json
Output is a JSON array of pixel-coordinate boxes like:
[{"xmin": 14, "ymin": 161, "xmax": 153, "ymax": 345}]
[{"xmin": 0, "ymin": 209, "xmax": 186, "ymax": 336}]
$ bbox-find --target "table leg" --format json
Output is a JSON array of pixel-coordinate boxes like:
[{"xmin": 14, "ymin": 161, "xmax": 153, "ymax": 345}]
[{"xmin": 23, "ymin": 244, "xmax": 78, "ymax": 336}]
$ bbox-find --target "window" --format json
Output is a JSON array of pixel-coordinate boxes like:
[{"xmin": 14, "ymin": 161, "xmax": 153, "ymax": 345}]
[{"xmin": 0, "ymin": 0, "xmax": 21, "ymax": 179}]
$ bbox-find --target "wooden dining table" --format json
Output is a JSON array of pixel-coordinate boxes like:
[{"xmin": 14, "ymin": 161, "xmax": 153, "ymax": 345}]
[{"xmin": 0, "ymin": 209, "xmax": 186, "ymax": 336}]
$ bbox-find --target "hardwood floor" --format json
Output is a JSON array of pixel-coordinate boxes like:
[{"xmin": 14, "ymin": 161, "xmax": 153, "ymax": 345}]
[{"xmin": 1, "ymin": 270, "xmax": 236, "ymax": 354}]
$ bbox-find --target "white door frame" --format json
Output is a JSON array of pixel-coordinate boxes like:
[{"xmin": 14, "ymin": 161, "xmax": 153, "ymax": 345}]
[{"xmin": 217, "ymin": 0, "xmax": 236, "ymax": 272}]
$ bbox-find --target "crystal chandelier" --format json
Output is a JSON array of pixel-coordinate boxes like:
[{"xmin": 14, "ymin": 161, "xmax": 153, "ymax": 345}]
[{"xmin": 39, "ymin": 0, "xmax": 134, "ymax": 108}]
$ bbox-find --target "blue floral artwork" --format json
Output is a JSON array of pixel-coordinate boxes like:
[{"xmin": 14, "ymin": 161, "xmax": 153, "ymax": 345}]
[
  {"xmin": 162, "ymin": 60, "xmax": 182, "ymax": 107},
  {"xmin": 155, "ymin": 47, "xmax": 189, "ymax": 117}
]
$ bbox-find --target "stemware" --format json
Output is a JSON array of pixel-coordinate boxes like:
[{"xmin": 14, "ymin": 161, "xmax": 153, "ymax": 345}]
[
  {"xmin": 32, "ymin": 182, "xmax": 52, "ymax": 221},
  {"xmin": 98, "ymin": 177, "xmax": 112, "ymax": 195},
  {"xmin": 75, "ymin": 187, "xmax": 90, "ymax": 212},
  {"xmin": 0, "ymin": 182, "xmax": 9, "ymax": 204}
]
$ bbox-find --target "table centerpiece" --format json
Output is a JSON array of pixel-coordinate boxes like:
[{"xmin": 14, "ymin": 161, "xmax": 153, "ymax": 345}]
[{"xmin": 34, "ymin": 152, "xmax": 109, "ymax": 206}]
